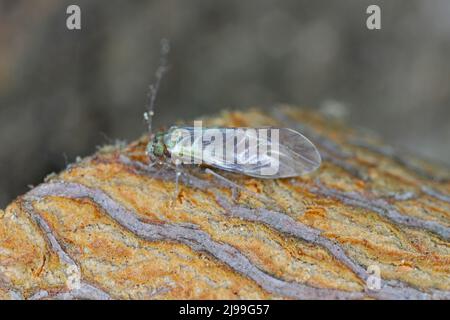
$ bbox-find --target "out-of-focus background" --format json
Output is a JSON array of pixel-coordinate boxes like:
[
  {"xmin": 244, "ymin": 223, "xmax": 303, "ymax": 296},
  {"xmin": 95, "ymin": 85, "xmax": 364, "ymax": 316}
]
[{"xmin": 0, "ymin": 0, "xmax": 449, "ymax": 207}]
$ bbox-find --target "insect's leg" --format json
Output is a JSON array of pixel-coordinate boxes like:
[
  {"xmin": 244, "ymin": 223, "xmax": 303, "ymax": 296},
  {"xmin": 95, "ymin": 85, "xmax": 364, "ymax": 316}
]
[
  {"xmin": 231, "ymin": 186, "xmax": 237, "ymax": 201},
  {"xmin": 175, "ymin": 163, "xmax": 180, "ymax": 199},
  {"xmin": 148, "ymin": 161, "xmax": 167, "ymax": 179},
  {"xmin": 204, "ymin": 168, "xmax": 239, "ymax": 201},
  {"xmin": 205, "ymin": 168, "xmax": 277, "ymax": 208},
  {"xmin": 168, "ymin": 159, "xmax": 183, "ymax": 202}
]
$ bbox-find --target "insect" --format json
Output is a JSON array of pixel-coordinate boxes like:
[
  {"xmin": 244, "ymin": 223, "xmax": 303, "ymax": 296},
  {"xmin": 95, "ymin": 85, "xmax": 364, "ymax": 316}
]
[
  {"xmin": 146, "ymin": 126, "xmax": 321, "ymax": 179},
  {"xmin": 143, "ymin": 39, "xmax": 321, "ymax": 183}
]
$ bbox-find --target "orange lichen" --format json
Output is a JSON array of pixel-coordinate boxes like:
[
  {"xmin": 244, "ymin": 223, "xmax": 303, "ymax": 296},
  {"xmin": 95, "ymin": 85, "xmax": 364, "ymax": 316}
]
[{"xmin": 1, "ymin": 107, "xmax": 449, "ymax": 299}]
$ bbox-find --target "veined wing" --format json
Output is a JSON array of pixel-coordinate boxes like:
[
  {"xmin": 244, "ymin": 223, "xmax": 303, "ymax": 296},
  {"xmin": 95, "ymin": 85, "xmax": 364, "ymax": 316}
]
[{"xmin": 164, "ymin": 127, "xmax": 321, "ymax": 179}]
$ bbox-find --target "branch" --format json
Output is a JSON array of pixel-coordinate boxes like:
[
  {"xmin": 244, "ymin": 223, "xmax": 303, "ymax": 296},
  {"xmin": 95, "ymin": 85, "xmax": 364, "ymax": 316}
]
[{"xmin": 1, "ymin": 106, "xmax": 449, "ymax": 300}]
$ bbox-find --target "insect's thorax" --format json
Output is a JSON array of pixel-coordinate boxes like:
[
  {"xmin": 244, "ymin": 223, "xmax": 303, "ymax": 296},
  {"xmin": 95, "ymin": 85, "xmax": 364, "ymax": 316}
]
[{"xmin": 146, "ymin": 131, "xmax": 170, "ymax": 160}]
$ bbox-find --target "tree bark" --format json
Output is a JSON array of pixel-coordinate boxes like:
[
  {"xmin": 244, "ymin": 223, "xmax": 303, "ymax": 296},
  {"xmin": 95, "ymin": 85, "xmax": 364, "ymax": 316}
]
[{"xmin": 1, "ymin": 105, "xmax": 449, "ymax": 300}]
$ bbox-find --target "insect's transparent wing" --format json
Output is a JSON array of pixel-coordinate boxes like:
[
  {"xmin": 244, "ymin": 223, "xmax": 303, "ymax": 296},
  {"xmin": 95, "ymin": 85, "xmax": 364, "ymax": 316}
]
[
  {"xmin": 236, "ymin": 128, "xmax": 321, "ymax": 178},
  {"xmin": 165, "ymin": 127, "xmax": 321, "ymax": 179}
]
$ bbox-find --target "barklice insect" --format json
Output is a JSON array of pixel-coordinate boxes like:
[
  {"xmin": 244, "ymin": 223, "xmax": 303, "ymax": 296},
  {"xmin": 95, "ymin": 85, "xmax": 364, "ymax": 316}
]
[
  {"xmin": 147, "ymin": 126, "xmax": 321, "ymax": 179},
  {"xmin": 143, "ymin": 39, "xmax": 321, "ymax": 182}
]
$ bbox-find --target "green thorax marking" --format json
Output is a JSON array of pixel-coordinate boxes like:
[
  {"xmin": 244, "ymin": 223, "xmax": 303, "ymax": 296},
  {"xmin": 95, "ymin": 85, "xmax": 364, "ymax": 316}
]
[{"xmin": 146, "ymin": 131, "xmax": 167, "ymax": 158}]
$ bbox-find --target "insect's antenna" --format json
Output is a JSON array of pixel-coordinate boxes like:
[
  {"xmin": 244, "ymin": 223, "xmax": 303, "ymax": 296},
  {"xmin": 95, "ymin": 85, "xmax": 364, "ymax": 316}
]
[{"xmin": 144, "ymin": 38, "xmax": 170, "ymax": 135}]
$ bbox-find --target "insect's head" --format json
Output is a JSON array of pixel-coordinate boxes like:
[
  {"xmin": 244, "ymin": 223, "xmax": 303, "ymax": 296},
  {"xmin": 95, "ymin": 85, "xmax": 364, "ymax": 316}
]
[{"xmin": 146, "ymin": 132, "xmax": 166, "ymax": 160}]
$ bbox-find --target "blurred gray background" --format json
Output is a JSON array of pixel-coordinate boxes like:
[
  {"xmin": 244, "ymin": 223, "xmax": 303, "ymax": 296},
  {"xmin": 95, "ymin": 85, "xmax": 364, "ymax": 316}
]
[{"xmin": 0, "ymin": 0, "xmax": 449, "ymax": 207}]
